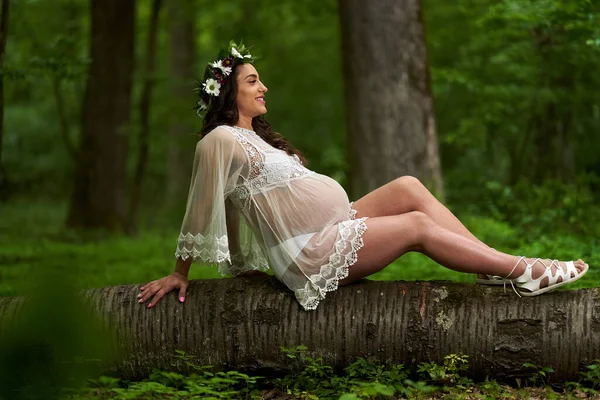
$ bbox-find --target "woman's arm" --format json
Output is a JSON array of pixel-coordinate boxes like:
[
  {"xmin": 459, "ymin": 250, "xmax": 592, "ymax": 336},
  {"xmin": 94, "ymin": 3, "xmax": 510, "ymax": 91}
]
[
  {"xmin": 174, "ymin": 256, "xmax": 193, "ymax": 278},
  {"xmin": 138, "ymin": 128, "xmax": 243, "ymax": 308}
]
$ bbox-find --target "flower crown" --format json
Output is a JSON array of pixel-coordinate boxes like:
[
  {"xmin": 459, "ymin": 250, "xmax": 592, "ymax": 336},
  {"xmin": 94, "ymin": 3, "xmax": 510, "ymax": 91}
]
[{"xmin": 194, "ymin": 40, "xmax": 257, "ymax": 116}]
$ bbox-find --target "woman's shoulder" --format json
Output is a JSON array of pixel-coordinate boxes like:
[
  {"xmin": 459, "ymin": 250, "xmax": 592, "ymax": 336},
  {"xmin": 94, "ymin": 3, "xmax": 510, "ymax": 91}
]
[
  {"xmin": 203, "ymin": 125, "xmax": 237, "ymax": 139},
  {"xmin": 197, "ymin": 125, "xmax": 237, "ymax": 148}
]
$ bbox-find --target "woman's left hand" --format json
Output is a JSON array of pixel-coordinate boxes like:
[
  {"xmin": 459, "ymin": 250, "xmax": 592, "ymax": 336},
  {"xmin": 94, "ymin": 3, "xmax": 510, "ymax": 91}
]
[{"xmin": 138, "ymin": 272, "xmax": 189, "ymax": 308}]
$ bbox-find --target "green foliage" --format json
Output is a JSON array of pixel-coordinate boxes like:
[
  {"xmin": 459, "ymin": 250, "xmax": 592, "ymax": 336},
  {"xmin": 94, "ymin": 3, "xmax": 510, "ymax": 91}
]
[
  {"xmin": 274, "ymin": 345, "xmax": 337, "ymax": 397},
  {"xmin": 479, "ymin": 175, "xmax": 600, "ymax": 239},
  {"xmin": 521, "ymin": 362, "xmax": 555, "ymax": 387},
  {"xmin": 417, "ymin": 354, "xmax": 472, "ymax": 388},
  {"xmin": 566, "ymin": 359, "xmax": 600, "ymax": 396},
  {"xmin": 428, "ymin": 0, "xmax": 600, "ymax": 207},
  {"xmin": 72, "ymin": 352, "xmax": 264, "ymax": 399},
  {"xmin": 581, "ymin": 360, "xmax": 600, "ymax": 389},
  {"xmin": 46, "ymin": 347, "xmax": 600, "ymax": 399}
]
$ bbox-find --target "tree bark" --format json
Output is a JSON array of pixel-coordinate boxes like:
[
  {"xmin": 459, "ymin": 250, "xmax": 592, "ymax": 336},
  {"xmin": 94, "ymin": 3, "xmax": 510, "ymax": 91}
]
[
  {"xmin": 2, "ymin": 278, "xmax": 598, "ymax": 383},
  {"xmin": 339, "ymin": 0, "xmax": 444, "ymax": 199},
  {"xmin": 165, "ymin": 0, "xmax": 196, "ymax": 209},
  {"xmin": 66, "ymin": 0, "xmax": 135, "ymax": 231},
  {"xmin": 127, "ymin": 0, "xmax": 163, "ymax": 234}
]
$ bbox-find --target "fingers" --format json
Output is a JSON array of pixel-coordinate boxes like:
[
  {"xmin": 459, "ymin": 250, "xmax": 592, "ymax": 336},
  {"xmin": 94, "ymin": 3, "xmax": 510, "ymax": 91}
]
[
  {"xmin": 148, "ymin": 289, "xmax": 167, "ymax": 308},
  {"xmin": 178, "ymin": 283, "xmax": 188, "ymax": 303},
  {"xmin": 138, "ymin": 284, "xmax": 158, "ymax": 304},
  {"xmin": 139, "ymin": 279, "xmax": 158, "ymax": 291},
  {"xmin": 138, "ymin": 276, "xmax": 188, "ymax": 308}
]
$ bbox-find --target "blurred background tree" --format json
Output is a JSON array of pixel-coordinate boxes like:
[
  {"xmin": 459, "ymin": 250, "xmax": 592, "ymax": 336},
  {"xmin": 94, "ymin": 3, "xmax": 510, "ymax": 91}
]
[
  {"xmin": 67, "ymin": 0, "xmax": 135, "ymax": 232},
  {"xmin": 340, "ymin": 0, "xmax": 443, "ymax": 199}
]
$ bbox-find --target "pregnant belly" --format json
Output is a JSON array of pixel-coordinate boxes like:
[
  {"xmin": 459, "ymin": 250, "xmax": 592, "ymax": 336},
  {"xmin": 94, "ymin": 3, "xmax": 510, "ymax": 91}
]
[
  {"xmin": 248, "ymin": 173, "xmax": 351, "ymax": 245},
  {"xmin": 299, "ymin": 173, "xmax": 350, "ymax": 216}
]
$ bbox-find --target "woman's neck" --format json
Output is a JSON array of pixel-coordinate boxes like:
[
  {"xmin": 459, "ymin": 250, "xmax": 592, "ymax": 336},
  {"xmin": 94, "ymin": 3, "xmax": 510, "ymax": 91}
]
[{"xmin": 235, "ymin": 115, "xmax": 253, "ymax": 131}]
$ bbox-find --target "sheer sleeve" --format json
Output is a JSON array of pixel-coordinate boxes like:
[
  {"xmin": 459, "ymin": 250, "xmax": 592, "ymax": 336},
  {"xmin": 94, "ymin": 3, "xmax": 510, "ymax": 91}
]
[
  {"xmin": 223, "ymin": 199, "xmax": 269, "ymax": 276},
  {"xmin": 174, "ymin": 127, "xmax": 268, "ymax": 276}
]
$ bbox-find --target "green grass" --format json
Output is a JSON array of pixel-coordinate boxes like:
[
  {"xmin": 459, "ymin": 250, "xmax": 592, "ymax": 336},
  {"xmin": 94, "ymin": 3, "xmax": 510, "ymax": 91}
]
[
  {"xmin": 0, "ymin": 198, "xmax": 598, "ymax": 297},
  {"xmin": 0, "ymin": 198, "xmax": 222, "ymax": 297}
]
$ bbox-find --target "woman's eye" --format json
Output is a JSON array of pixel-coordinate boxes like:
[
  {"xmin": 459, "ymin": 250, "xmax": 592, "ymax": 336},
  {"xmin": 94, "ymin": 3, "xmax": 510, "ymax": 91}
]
[{"xmin": 249, "ymin": 80, "xmax": 256, "ymax": 84}]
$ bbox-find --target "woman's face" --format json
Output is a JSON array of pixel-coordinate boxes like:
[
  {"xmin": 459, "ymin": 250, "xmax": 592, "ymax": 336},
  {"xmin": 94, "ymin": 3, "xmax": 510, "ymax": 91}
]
[{"xmin": 235, "ymin": 63, "xmax": 268, "ymax": 119}]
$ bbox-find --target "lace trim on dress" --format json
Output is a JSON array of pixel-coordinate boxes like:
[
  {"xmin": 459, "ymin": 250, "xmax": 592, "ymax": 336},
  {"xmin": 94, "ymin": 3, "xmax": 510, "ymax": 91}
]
[
  {"xmin": 228, "ymin": 129, "xmax": 264, "ymax": 180},
  {"xmin": 175, "ymin": 232, "xmax": 231, "ymax": 263},
  {"xmin": 176, "ymin": 232, "xmax": 270, "ymax": 276},
  {"xmin": 349, "ymin": 201, "xmax": 358, "ymax": 220},
  {"xmin": 218, "ymin": 248, "xmax": 270, "ymax": 277},
  {"xmin": 294, "ymin": 217, "xmax": 369, "ymax": 310},
  {"xmin": 246, "ymin": 158, "xmax": 314, "ymax": 193},
  {"xmin": 230, "ymin": 185, "xmax": 251, "ymax": 211}
]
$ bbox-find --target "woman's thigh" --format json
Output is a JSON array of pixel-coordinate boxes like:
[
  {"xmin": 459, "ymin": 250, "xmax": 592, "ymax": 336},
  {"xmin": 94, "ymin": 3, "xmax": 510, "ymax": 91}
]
[
  {"xmin": 351, "ymin": 176, "xmax": 426, "ymax": 219},
  {"xmin": 339, "ymin": 212, "xmax": 430, "ymax": 286}
]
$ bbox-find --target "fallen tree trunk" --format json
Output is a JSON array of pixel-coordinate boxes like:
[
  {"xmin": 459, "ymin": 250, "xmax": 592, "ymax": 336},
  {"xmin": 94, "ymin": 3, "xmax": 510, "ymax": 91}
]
[{"xmin": 1, "ymin": 277, "xmax": 599, "ymax": 382}]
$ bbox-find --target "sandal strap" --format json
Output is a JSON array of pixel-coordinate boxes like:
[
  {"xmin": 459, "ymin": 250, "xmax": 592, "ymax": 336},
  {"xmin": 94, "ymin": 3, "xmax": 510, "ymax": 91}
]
[
  {"xmin": 503, "ymin": 256, "xmax": 526, "ymax": 280},
  {"xmin": 513, "ymin": 259, "xmax": 579, "ymax": 294},
  {"xmin": 503, "ymin": 256, "xmax": 527, "ymax": 297},
  {"xmin": 504, "ymin": 258, "xmax": 551, "ymax": 297}
]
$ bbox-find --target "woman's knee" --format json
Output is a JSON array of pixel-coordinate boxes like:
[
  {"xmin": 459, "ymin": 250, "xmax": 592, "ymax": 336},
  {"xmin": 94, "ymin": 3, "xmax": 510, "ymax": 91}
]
[
  {"xmin": 404, "ymin": 211, "xmax": 435, "ymax": 245},
  {"xmin": 394, "ymin": 176, "xmax": 426, "ymax": 205}
]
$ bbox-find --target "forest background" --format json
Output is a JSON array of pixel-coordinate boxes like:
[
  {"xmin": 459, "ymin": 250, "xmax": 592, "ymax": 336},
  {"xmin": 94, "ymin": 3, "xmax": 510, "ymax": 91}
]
[
  {"xmin": 2, "ymin": 0, "xmax": 600, "ymax": 397},
  {"xmin": 1, "ymin": 0, "xmax": 600, "ymax": 297}
]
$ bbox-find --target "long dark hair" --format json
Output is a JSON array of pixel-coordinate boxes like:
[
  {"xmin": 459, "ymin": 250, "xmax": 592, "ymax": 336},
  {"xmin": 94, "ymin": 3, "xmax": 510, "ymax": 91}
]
[{"xmin": 200, "ymin": 63, "xmax": 307, "ymax": 165}]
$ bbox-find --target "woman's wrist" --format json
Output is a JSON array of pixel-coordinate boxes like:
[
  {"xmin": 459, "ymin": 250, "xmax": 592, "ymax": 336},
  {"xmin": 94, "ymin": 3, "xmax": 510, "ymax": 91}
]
[{"xmin": 174, "ymin": 257, "xmax": 192, "ymax": 278}]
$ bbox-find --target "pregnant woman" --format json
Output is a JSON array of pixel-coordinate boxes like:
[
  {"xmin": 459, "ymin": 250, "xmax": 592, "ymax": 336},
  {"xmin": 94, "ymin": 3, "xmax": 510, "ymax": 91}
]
[{"xmin": 138, "ymin": 41, "xmax": 588, "ymax": 311}]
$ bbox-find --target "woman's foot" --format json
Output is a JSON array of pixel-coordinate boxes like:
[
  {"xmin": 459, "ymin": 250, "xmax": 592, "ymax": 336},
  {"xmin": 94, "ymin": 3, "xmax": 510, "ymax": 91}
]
[{"xmin": 505, "ymin": 257, "xmax": 588, "ymax": 296}]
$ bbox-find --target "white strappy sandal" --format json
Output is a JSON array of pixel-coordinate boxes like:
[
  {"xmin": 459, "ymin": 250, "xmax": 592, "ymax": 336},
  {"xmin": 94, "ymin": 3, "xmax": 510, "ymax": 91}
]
[{"xmin": 502, "ymin": 256, "xmax": 589, "ymax": 297}]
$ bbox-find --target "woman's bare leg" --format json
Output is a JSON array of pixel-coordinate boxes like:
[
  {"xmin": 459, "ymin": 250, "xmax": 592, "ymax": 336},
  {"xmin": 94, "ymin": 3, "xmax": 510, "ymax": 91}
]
[
  {"xmin": 338, "ymin": 212, "xmax": 587, "ymax": 288},
  {"xmin": 352, "ymin": 176, "xmax": 487, "ymax": 248},
  {"xmin": 351, "ymin": 176, "xmax": 494, "ymax": 279}
]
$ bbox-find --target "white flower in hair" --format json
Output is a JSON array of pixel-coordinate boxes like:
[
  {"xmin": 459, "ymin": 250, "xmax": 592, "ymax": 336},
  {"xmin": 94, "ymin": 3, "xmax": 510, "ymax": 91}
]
[
  {"xmin": 231, "ymin": 47, "xmax": 243, "ymax": 59},
  {"xmin": 231, "ymin": 46, "xmax": 251, "ymax": 60},
  {"xmin": 211, "ymin": 59, "xmax": 232, "ymax": 76},
  {"xmin": 203, "ymin": 78, "xmax": 221, "ymax": 96}
]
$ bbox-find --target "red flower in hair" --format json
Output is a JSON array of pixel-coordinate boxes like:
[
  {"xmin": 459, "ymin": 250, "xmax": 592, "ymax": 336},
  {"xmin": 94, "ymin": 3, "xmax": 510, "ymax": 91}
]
[{"xmin": 222, "ymin": 57, "xmax": 234, "ymax": 68}]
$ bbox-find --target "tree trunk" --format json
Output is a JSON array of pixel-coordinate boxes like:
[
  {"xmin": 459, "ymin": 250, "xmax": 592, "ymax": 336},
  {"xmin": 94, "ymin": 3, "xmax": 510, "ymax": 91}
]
[
  {"xmin": 165, "ymin": 0, "xmax": 196, "ymax": 209},
  {"xmin": 0, "ymin": 0, "xmax": 10, "ymax": 196},
  {"xmin": 529, "ymin": 104, "xmax": 575, "ymax": 183},
  {"xmin": 511, "ymin": 26, "xmax": 577, "ymax": 184},
  {"xmin": 127, "ymin": 0, "xmax": 163, "ymax": 234},
  {"xmin": 339, "ymin": 0, "xmax": 444, "ymax": 199},
  {"xmin": 2, "ymin": 278, "xmax": 598, "ymax": 383},
  {"xmin": 66, "ymin": 0, "xmax": 135, "ymax": 231}
]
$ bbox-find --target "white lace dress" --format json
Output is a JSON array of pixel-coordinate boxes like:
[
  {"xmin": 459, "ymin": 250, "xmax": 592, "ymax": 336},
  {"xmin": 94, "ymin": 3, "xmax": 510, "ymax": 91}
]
[{"xmin": 175, "ymin": 125, "xmax": 368, "ymax": 310}]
